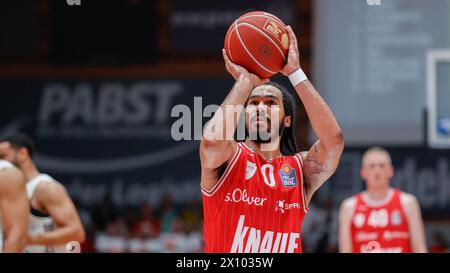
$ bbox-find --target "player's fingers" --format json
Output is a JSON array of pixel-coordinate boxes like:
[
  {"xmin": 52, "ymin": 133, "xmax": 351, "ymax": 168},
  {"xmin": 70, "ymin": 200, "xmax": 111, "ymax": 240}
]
[
  {"xmin": 286, "ymin": 26, "xmax": 294, "ymax": 45},
  {"xmin": 222, "ymin": 49, "xmax": 230, "ymax": 66},
  {"xmin": 223, "ymin": 49, "xmax": 233, "ymax": 71},
  {"xmin": 223, "ymin": 49, "xmax": 233, "ymax": 65},
  {"xmin": 287, "ymin": 26, "xmax": 298, "ymax": 49},
  {"xmin": 222, "ymin": 49, "xmax": 229, "ymax": 63},
  {"xmin": 285, "ymin": 27, "xmax": 296, "ymax": 58}
]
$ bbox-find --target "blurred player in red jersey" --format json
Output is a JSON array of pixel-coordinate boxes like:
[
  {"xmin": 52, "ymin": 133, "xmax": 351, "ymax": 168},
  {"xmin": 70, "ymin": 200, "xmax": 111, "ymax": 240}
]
[
  {"xmin": 199, "ymin": 26, "xmax": 344, "ymax": 253},
  {"xmin": 339, "ymin": 147, "xmax": 427, "ymax": 253}
]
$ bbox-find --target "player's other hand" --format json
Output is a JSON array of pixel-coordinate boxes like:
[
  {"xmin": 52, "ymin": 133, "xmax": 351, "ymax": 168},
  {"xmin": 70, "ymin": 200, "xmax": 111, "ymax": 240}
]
[
  {"xmin": 222, "ymin": 49, "xmax": 269, "ymax": 87},
  {"xmin": 280, "ymin": 26, "xmax": 301, "ymax": 76}
]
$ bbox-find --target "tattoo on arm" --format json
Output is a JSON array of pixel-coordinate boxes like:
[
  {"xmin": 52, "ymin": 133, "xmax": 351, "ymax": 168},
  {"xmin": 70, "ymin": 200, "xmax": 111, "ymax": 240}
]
[
  {"xmin": 305, "ymin": 143, "xmax": 325, "ymax": 177},
  {"xmin": 301, "ymin": 142, "xmax": 327, "ymax": 195}
]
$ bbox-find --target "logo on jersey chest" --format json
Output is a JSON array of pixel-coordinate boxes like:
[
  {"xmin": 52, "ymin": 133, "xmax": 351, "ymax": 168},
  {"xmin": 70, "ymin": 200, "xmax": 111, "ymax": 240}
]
[
  {"xmin": 225, "ymin": 188, "xmax": 267, "ymax": 207},
  {"xmin": 245, "ymin": 161, "xmax": 257, "ymax": 180},
  {"xmin": 390, "ymin": 210, "xmax": 402, "ymax": 225},
  {"xmin": 279, "ymin": 164, "xmax": 298, "ymax": 187},
  {"xmin": 353, "ymin": 213, "xmax": 366, "ymax": 228},
  {"xmin": 275, "ymin": 200, "xmax": 301, "ymax": 213}
]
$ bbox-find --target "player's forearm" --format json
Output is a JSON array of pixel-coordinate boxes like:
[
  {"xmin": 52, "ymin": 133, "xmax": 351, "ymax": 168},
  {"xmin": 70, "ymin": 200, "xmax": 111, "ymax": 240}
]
[
  {"xmin": 3, "ymin": 231, "xmax": 27, "ymax": 253},
  {"xmin": 294, "ymin": 80, "xmax": 344, "ymax": 148},
  {"xmin": 28, "ymin": 225, "xmax": 85, "ymax": 246},
  {"xmin": 412, "ymin": 242, "xmax": 428, "ymax": 253},
  {"xmin": 203, "ymin": 75, "xmax": 254, "ymax": 141},
  {"xmin": 410, "ymin": 221, "xmax": 427, "ymax": 253},
  {"xmin": 409, "ymin": 204, "xmax": 428, "ymax": 253}
]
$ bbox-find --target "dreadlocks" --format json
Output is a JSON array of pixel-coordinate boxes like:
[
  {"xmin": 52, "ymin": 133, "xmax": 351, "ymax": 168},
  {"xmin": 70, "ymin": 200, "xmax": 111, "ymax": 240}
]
[
  {"xmin": 265, "ymin": 81, "xmax": 298, "ymax": 155},
  {"xmin": 236, "ymin": 81, "xmax": 299, "ymax": 156}
]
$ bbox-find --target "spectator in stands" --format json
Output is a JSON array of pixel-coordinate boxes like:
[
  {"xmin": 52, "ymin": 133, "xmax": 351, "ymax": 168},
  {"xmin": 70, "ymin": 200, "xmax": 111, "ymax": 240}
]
[
  {"xmin": 132, "ymin": 203, "xmax": 160, "ymax": 238},
  {"xmin": 430, "ymin": 232, "xmax": 449, "ymax": 253},
  {"xmin": 95, "ymin": 217, "xmax": 129, "ymax": 253},
  {"xmin": 93, "ymin": 195, "xmax": 116, "ymax": 231},
  {"xmin": 159, "ymin": 195, "xmax": 177, "ymax": 234}
]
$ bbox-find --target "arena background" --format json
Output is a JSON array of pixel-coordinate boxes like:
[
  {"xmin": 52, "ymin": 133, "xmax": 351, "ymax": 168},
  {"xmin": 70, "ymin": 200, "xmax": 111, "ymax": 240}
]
[{"xmin": 0, "ymin": 0, "xmax": 449, "ymax": 253}]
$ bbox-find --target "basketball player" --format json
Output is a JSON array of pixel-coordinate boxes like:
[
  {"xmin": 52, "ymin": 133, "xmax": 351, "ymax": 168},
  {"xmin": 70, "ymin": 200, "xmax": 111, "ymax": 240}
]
[
  {"xmin": 0, "ymin": 133, "xmax": 85, "ymax": 252},
  {"xmin": 200, "ymin": 26, "xmax": 344, "ymax": 253},
  {"xmin": 0, "ymin": 160, "xmax": 29, "ymax": 252},
  {"xmin": 338, "ymin": 147, "xmax": 427, "ymax": 253}
]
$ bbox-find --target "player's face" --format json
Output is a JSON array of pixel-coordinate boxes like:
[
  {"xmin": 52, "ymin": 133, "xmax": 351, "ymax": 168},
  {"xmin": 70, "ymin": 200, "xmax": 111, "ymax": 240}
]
[
  {"xmin": 0, "ymin": 142, "xmax": 20, "ymax": 166},
  {"xmin": 360, "ymin": 152, "xmax": 394, "ymax": 189},
  {"xmin": 245, "ymin": 85, "xmax": 291, "ymax": 143}
]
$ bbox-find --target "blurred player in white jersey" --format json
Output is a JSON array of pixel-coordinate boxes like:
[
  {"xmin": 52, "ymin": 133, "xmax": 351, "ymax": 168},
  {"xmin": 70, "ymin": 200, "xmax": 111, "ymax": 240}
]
[
  {"xmin": 0, "ymin": 159, "xmax": 29, "ymax": 252},
  {"xmin": 0, "ymin": 133, "xmax": 85, "ymax": 253}
]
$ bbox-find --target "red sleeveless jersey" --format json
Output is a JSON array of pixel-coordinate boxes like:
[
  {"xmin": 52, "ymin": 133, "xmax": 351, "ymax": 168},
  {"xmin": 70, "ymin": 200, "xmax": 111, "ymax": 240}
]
[
  {"xmin": 350, "ymin": 189, "xmax": 411, "ymax": 253},
  {"xmin": 201, "ymin": 142, "xmax": 308, "ymax": 253}
]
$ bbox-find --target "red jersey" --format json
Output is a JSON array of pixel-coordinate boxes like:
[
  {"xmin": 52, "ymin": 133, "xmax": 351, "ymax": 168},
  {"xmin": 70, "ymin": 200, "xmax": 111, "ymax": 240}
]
[
  {"xmin": 350, "ymin": 189, "xmax": 411, "ymax": 253},
  {"xmin": 201, "ymin": 142, "xmax": 308, "ymax": 253}
]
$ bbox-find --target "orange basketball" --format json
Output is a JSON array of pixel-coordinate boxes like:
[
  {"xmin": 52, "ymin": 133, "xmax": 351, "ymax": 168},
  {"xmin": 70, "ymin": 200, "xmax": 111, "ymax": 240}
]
[{"xmin": 224, "ymin": 11, "xmax": 290, "ymax": 79}]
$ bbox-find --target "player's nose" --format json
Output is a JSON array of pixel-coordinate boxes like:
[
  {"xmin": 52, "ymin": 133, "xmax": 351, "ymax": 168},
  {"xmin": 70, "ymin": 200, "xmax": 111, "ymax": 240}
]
[{"xmin": 256, "ymin": 102, "xmax": 269, "ymax": 114}]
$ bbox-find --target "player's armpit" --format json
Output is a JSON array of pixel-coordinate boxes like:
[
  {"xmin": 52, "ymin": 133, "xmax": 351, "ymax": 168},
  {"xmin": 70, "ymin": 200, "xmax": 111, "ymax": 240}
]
[{"xmin": 299, "ymin": 139, "xmax": 343, "ymax": 204}]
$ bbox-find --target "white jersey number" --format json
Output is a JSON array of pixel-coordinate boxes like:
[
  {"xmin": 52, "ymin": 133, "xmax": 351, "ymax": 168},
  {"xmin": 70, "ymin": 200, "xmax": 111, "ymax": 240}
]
[
  {"xmin": 261, "ymin": 164, "xmax": 276, "ymax": 187},
  {"xmin": 367, "ymin": 209, "xmax": 389, "ymax": 228}
]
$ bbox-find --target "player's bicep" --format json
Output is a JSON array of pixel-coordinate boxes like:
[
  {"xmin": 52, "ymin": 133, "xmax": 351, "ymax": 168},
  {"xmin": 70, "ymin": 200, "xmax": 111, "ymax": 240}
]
[
  {"xmin": 405, "ymin": 196, "xmax": 427, "ymax": 253},
  {"xmin": 338, "ymin": 199, "xmax": 354, "ymax": 253},
  {"xmin": 0, "ymin": 171, "xmax": 29, "ymax": 239},
  {"xmin": 0, "ymin": 193, "xmax": 29, "ymax": 237},
  {"xmin": 300, "ymin": 140, "xmax": 342, "ymax": 198},
  {"xmin": 39, "ymin": 183, "xmax": 81, "ymax": 228}
]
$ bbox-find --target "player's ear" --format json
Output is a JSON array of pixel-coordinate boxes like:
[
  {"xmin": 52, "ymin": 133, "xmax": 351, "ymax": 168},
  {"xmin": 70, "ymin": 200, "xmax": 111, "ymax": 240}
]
[
  {"xmin": 284, "ymin": 115, "xmax": 292, "ymax": 128},
  {"xmin": 387, "ymin": 164, "xmax": 394, "ymax": 179},
  {"xmin": 18, "ymin": 147, "xmax": 29, "ymax": 163},
  {"xmin": 360, "ymin": 167, "xmax": 367, "ymax": 180}
]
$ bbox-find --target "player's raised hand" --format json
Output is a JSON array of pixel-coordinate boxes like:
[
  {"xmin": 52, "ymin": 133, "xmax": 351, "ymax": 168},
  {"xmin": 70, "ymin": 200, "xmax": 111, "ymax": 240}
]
[
  {"xmin": 280, "ymin": 26, "xmax": 301, "ymax": 76},
  {"xmin": 222, "ymin": 49, "xmax": 269, "ymax": 87}
]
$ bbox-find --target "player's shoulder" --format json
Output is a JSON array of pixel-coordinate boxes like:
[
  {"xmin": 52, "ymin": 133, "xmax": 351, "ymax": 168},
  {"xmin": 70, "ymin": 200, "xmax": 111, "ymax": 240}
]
[
  {"xmin": 398, "ymin": 190, "xmax": 419, "ymax": 207},
  {"xmin": 34, "ymin": 175, "xmax": 66, "ymax": 199},
  {"xmin": 339, "ymin": 196, "xmax": 357, "ymax": 221},
  {"xmin": 296, "ymin": 151, "xmax": 308, "ymax": 162},
  {"xmin": 0, "ymin": 165, "xmax": 25, "ymax": 194},
  {"xmin": 340, "ymin": 196, "xmax": 357, "ymax": 211},
  {"xmin": 0, "ymin": 163, "xmax": 23, "ymax": 182}
]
